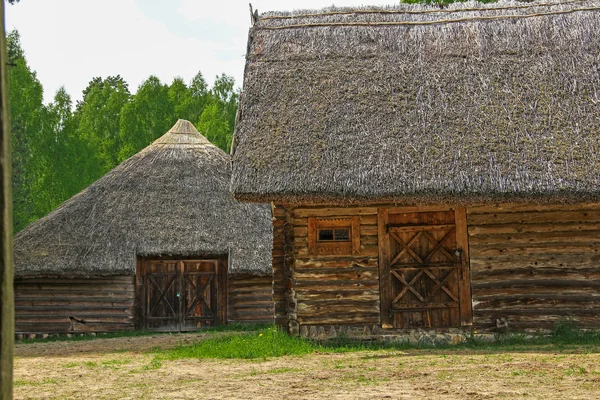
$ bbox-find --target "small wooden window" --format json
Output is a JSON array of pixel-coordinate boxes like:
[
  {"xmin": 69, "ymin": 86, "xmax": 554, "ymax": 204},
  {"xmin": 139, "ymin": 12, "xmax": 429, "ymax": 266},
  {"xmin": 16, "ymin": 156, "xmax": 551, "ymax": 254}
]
[
  {"xmin": 318, "ymin": 228, "xmax": 350, "ymax": 242},
  {"xmin": 308, "ymin": 216, "xmax": 360, "ymax": 256}
]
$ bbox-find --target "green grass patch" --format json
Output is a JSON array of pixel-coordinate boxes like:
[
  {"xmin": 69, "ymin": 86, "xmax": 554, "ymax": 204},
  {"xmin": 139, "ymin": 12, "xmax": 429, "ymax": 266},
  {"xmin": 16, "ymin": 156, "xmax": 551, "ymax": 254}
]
[
  {"xmin": 13, "ymin": 378, "xmax": 62, "ymax": 386},
  {"xmin": 16, "ymin": 323, "xmax": 271, "ymax": 344},
  {"xmin": 156, "ymin": 326, "xmax": 315, "ymax": 360},
  {"xmin": 152, "ymin": 322, "xmax": 600, "ymax": 361}
]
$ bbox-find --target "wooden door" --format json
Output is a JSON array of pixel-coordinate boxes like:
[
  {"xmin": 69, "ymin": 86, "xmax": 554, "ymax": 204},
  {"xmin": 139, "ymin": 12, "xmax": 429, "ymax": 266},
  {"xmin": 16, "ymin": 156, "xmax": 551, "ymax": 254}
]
[
  {"xmin": 378, "ymin": 208, "xmax": 472, "ymax": 329},
  {"xmin": 138, "ymin": 258, "xmax": 226, "ymax": 331}
]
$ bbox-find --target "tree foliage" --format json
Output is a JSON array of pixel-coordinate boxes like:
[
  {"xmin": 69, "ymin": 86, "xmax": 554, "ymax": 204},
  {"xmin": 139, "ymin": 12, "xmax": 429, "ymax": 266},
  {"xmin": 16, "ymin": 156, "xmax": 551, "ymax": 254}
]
[{"xmin": 7, "ymin": 30, "xmax": 239, "ymax": 232}]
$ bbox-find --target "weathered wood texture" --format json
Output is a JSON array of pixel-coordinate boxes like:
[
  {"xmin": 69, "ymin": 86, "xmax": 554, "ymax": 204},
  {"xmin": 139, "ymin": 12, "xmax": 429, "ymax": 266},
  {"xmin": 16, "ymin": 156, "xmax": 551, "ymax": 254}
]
[
  {"xmin": 14, "ymin": 276, "xmax": 135, "ymax": 334},
  {"xmin": 382, "ymin": 209, "xmax": 472, "ymax": 329},
  {"xmin": 228, "ymin": 274, "xmax": 274, "ymax": 323},
  {"xmin": 468, "ymin": 204, "xmax": 600, "ymax": 331},
  {"xmin": 136, "ymin": 258, "xmax": 227, "ymax": 332},
  {"xmin": 0, "ymin": 0, "xmax": 13, "ymax": 396},
  {"xmin": 272, "ymin": 205, "xmax": 291, "ymax": 328},
  {"xmin": 291, "ymin": 206, "xmax": 380, "ymax": 326}
]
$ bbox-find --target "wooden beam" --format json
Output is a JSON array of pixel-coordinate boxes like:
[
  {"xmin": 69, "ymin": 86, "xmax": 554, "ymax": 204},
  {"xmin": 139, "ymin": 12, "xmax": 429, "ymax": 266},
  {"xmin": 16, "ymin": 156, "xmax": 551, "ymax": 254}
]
[
  {"xmin": 455, "ymin": 207, "xmax": 473, "ymax": 326},
  {"xmin": 377, "ymin": 208, "xmax": 390, "ymax": 328},
  {"xmin": 0, "ymin": 0, "xmax": 14, "ymax": 397}
]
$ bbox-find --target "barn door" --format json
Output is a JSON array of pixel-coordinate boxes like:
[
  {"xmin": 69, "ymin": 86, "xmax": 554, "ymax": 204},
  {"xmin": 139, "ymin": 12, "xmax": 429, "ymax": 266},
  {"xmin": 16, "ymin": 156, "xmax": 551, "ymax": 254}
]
[
  {"xmin": 139, "ymin": 259, "xmax": 226, "ymax": 331},
  {"xmin": 378, "ymin": 208, "xmax": 472, "ymax": 329}
]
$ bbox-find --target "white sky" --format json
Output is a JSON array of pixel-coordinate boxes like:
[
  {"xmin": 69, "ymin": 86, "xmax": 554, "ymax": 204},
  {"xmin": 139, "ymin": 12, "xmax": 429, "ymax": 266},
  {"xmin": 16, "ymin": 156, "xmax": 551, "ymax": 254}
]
[{"xmin": 5, "ymin": 0, "xmax": 394, "ymax": 104}]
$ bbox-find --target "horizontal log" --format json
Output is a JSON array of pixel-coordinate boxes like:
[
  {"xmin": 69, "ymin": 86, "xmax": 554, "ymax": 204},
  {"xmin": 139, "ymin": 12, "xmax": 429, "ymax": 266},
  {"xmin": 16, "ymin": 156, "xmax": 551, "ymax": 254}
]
[
  {"xmin": 470, "ymin": 243, "xmax": 600, "ymax": 257},
  {"xmin": 474, "ymin": 308, "xmax": 600, "ymax": 317},
  {"xmin": 297, "ymin": 313, "xmax": 380, "ymax": 325},
  {"xmin": 14, "ymin": 291, "xmax": 135, "ymax": 299},
  {"xmin": 469, "ymin": 222, "xmax": 600, "ymax": 236},
  {"xmin": 360, "ymin": 215, "xmax": 378, "ymax": 225},
  {"xmin": 296, "ymin": 245, "xmax": 378, "ymax": 257},
  {"xmin": 15, "ymin": 277, "xmax": 134, "ymax": 284},
  {"xmin": 16, "ymin": 316, "xmax": 134, "ymax": 324},
  {"xmin": 228, "ymin": 301, "xmax": 274, "ymax": 310},
  {"xmin": 16, "ymin": 306, "xmax": 134, "ymax": 314},
  {"xmin": 297, "ymin": 301, "xmax": 379, "ymax": 316},
  {"xmin": 469, "ymin": 230, "xmax": 600, "ymax": 246},
  {"xmin": 473, "ymin": 279, "xmax": 600, "ymax": 290},
  {"xmin": 15, "ymin": 283, "xmax": 134, "ymax": 292},
  {"xmin": 295, "ymin": 270, "xmax": 378, "ymax": 282},
  {"xmin": 470, "ymin": 253, "xmax": 600, "ymax": 271},
  {"xmin": 15, "ymin": 299, "xmax": 134, "ymax": 307},
  {"xmin": 292, "ymin": 217, "xmax": 308, "ymax": 226},
  {"xmin": 295, "ymin": 280, "xmax": 379, "ymax": 291},
  {"xmin": 467, "ymin": 203, "xmax": 600, "ymax": 215},
  {"xmin": 293, "ymin": 207, "xmax": 378, "ymax": 218},
  {"xmin": 474, "ymin": 297, "xmax": 600, "ymax": 311},
  {"xmin": 468, "ymin": 210, "xmax": 600, "ymax": 225},
  {"xmin": 296, "ymin": 290, "xmax": 380, "ymax": 302},
  {"xmin": 473, "ymin": 285, "xmax": 600, "ymax": 296},
  {"xmin": 360, "ymin": 226, "xmax": 378, "ymax": 236},
  {"xmin": 294, "ymin": 227, "xmax": 308, "ymax": 238},
  {"xmin": 472, "ymin": 269, "xmax": 600, "ymax": 282},
  {"xmin": 295, "ymin": 257, "xmax": 378, "ymax": 268}
]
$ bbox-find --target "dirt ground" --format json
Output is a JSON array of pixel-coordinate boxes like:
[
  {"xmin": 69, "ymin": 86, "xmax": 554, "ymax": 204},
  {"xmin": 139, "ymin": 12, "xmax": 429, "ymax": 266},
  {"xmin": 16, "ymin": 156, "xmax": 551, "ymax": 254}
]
[{"xmin": 13, "ymin": 333, "xmax": 600, "ymax": 400}]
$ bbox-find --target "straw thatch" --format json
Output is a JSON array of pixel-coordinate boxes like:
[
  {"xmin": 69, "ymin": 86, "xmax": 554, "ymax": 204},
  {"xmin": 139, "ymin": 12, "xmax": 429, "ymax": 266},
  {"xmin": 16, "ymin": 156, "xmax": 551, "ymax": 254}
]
[
  {"xmin": 231, "ymin": 0, "xmax": 600, "ymax": 204},
  {"xmin": 15, "ymin": 120, "xmax": 272, "ymax": 277}
]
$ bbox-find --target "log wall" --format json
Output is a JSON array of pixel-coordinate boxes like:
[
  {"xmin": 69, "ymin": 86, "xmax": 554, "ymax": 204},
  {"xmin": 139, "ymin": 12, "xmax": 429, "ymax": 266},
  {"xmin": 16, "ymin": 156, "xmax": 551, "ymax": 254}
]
[
  {"xmin": 290, "ymin": 206, "xmax": 381, "ymax": 328},
  {"xmin": 468, "ymin": 204, "xmax": 600, "ymax": 331},
  {"xmin": 14, "ymin": 276, "xmax": 135, "ymax": 334},
  {"xmin": 227, "ymin": 274, "xmax": 275, "ymax": 324}
]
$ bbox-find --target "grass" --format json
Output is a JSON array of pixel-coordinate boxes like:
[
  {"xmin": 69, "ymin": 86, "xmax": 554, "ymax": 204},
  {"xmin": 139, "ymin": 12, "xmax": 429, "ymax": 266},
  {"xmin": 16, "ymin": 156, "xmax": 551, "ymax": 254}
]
[
  {"xmin": 153, "ymin": 322, "xmax": 600, "ymax": 361},
  {"xmin": 16, "ymin": 322, "xmax": 271, "ymax": 344}
]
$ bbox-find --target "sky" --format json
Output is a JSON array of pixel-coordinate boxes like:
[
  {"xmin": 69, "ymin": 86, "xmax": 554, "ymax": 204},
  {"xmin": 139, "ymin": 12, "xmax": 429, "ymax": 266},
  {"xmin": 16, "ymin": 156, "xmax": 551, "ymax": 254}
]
[{"xmin": 5, "ymin": 0, "xmax": 394, "ymax": 104}]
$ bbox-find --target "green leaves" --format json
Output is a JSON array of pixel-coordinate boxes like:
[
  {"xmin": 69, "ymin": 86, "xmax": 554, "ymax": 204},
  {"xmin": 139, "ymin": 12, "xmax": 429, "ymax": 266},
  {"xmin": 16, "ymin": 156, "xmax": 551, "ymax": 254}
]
[{"xmin": 8, "ymin": 29, "xmax": 239, "ymax": 232}]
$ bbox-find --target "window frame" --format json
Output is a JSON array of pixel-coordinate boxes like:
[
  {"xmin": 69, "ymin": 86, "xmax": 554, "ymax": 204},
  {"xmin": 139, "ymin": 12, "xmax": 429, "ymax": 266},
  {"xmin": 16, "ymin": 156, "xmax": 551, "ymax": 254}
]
[{"xmin": 308, "ymin": 216, "xmax": 360, "ymax": 256}]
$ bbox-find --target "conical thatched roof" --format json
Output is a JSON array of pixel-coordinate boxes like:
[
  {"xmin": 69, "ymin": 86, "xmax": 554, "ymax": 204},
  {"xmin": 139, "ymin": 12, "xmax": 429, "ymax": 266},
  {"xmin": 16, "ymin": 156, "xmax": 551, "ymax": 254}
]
[
  {"xmin": 15, "ymin": 120, "xmax": 272, "ymax": 277},
  {"xmin": 231, "ymin": 0, "xmax": 600, "ymax": 204}
]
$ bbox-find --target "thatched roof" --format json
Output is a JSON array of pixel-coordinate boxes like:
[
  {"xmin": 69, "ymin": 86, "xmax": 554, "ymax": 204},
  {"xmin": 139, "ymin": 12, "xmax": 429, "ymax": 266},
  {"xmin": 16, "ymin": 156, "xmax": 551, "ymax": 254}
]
[
  {"xmin": 15, "ymin": 120, "xmax": 272, "ymax": 277},
  {"xmin": 231, "ymin": 0, "xmax": 600, "ymax": 204}
]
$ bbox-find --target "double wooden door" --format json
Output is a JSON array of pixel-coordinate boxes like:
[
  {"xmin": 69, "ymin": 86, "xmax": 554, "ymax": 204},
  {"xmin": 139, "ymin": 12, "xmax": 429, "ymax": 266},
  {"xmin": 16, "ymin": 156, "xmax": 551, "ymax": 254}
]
[
  {"xmin": 378, "ymin": 208, "xmax": 472, "ymax": 329},
  {"xmin": 137, "ymin": 259, "xmax": 227, "ymax": 331}
]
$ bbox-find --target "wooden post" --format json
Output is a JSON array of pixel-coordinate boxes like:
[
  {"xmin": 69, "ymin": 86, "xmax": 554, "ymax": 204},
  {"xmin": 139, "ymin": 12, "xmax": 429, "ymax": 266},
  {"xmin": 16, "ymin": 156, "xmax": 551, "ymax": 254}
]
[
  {"xmin": 377, "ymin": 208, "xmax": 390, "ymax": 328},
  {"xmin": 0, "ymin": 0, "xmax": 14, "ymax": 398}
]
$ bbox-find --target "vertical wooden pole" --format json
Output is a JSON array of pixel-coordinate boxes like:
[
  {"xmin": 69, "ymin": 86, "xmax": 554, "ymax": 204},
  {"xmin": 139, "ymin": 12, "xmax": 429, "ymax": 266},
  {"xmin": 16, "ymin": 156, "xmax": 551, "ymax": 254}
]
[
  {"xmin": 0, "ymin": 0, "xmax": 14, "ymax": 398},
  {"xmin": 454, "ymin": 206, "xmax": 472, "ymax": 326},
  {"xmin": 377, "ymin": 208, "xmax": 390, "ymax": 328}
]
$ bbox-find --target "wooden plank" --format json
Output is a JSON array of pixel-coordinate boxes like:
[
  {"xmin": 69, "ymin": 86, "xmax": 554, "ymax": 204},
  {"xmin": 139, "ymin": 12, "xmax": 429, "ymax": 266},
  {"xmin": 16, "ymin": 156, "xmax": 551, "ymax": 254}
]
[
  {"xmin": 473, "ymin": 279, "xmax": 600, "ymax": 290},
  {"xmin": 467, "ymin": 203, "xmax": 600, "ymax": 214},
  {"xmin": 295, "ymin": 257, "xmax": 378, "ymax": 269},
  {"xmin": 469, "ymin": 253, "xmax": 600, "ymax": 271},
  {"xmin": 470, "ymin": 243, "xmax": 600, "ymax": 256},
  {"xmin": 295, "ymin": 280, "xmax": 379, "ymax": 291},
  {"xmin": 386, "ymin": 205, "xmax": 454, "ymax": 214},
  {"xmin": 389, "ymin": 224, "xmax": 455, "ymax": 232},
  {"xmin": 352, "ymin": 216, "xmax": 361, "ymax": 255},
  {"xmin": 360, "ymin": 215, "xmax": 378, "ymax": 225},
  {"xmin": 308, "ymin": 217, "xmax": 317, "ymax": 256},
  {"xmin": 455, "ymin": 207, "xmax": 473, "ymax": 327},
  {"xmin": 295, "ymin": 270, "xmax": 378, "ymax": 281},
  {"xmin": 297, "ymin": 301, "xmax": 380, "ymax": 315},
  {"xmin": 297, "ymin": 313, "xmax": 380, "ymax": 325},
  {"xmin": 468, "ymin": 222, "xmax": 600, "ymax": 236},
  {"xmin": 378, "ymin": 208, "xmax": 391, "ymax": 328},
  {"xmin": 469, "ymin": 230, "xmax": 600, "ymax": 246},
  {"xmin": 472, "ymin": 268, "xmax": 600, "ymax": 281},
  {"xmin": 293, "ymin": 207, "xmax": 378, "ymax": 218},
  {"xmin": 468, "ymin": 210, "xmax": 600, "ymax": 225},
  {"xmin": 296, "ymin": 290, "xmax": 380, "ymax": 302}
]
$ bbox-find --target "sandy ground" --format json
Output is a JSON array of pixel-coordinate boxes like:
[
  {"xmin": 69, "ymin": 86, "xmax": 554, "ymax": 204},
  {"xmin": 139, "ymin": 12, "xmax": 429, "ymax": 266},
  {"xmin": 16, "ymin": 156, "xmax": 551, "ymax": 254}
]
[{"xmin": 13, "ymin": 333, "xmax": 600, "ymax": 400}]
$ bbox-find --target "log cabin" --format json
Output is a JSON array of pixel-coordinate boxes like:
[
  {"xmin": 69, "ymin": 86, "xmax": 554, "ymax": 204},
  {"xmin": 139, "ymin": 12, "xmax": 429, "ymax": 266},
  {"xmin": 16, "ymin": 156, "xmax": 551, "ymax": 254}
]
[
  {"xmin": 230, "ymin": 1, "xmax": 600, "ymax": 336},
  {"xmin": 14, "ymin": 120, "xmax": 273, "ymax": 335}
]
